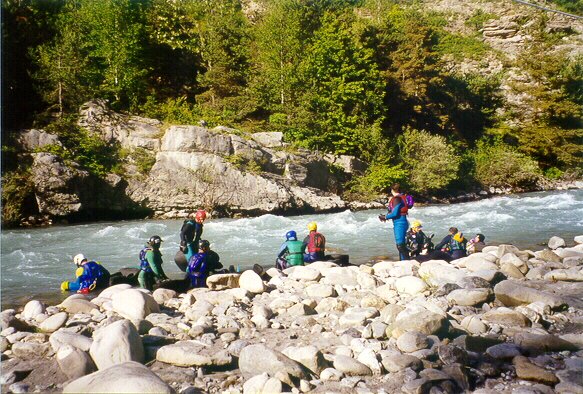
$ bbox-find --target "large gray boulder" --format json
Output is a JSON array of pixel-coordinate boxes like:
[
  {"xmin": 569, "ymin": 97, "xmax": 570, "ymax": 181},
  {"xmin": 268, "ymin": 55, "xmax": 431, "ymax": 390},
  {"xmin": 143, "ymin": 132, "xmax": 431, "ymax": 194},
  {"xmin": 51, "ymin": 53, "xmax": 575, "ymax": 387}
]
[
  {"xmin": 62, "ymin": 361, "xmax": 174, "ymax": 393},
  {"xmin": 57, "ymin": 345, "xmax": 96, "ymax": 380},
  {"xmin": 494, "ymin": 280, "xmax": 567, "ymax": 309},
  {"xmin": 393, "ymin": 306, "xmax": 449, "ymax": 337},
  {"xmin": 111, "ymin": 289, "xmax": 160, "ymax": 320},
  {"xmin": 156, "ymin": 341, "xmax": 232, "ymax": 367},
  {"xmin": 89, "ymin": 319, "xmax": 144, "ymax": 369},
  {"xmin": 49, "ymin": 329, "xmax": 93, "ymax": 352},
  {"xmin": 282, "ymin": 345, "xmax": 328, "ymax": 375},
  {"xmin": 22, "ymin": 300, "xmax": 45, "ymax": 320},
  {"xmin": 239, "ymin": 344, "xmax": 311, "ymax": 386}
]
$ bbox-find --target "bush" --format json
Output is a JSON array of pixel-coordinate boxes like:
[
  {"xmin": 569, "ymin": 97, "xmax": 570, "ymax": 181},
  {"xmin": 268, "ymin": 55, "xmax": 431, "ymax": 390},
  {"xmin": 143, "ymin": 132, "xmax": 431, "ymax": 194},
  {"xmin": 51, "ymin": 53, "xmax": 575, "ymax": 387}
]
[
  {"xmin": 398, "ymin": 128, "xmax": 461, "ymax": 193},
  {"xmin": 471, "ymin": 140, "xmax": 541, "ymax": 188},
  {"xmin": 1, "ymin": 170, "xmax": 35, "ymax": 227},
  {"xmin": 345, "ymin": 162, "xmax": 408, "ymax": 202}
]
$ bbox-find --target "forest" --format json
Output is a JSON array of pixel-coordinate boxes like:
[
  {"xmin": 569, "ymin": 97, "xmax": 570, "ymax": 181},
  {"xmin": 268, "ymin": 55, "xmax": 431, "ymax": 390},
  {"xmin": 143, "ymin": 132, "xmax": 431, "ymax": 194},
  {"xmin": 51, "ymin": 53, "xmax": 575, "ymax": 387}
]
[{"xmin": 2, "ymin": 0, "xmax": 582, "ymax": 203}]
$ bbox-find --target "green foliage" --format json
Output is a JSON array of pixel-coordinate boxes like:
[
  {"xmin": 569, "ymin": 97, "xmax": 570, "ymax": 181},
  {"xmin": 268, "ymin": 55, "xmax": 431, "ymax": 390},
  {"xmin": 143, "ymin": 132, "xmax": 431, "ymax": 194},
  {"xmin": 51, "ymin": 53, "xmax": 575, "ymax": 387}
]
[
  {"xmin": 225, "ymin": 153, "xmax": 263, "ymax": 174},
  {"xmin": 436, "ymin": 33, "xmax": 490, "ymax": 61},
  {"xmin": 346, "ymin": 162, "xmax": 408, "ymax": 201},
  {"xmin": 126, "ymin": 148, "xmax": 156, "ymax": 175},
  {"xmin": 41, "ymin": 116, "xmax": 121, "ymax": 176},
  {"xmin": 471, "ymin": 139, "xmax": 541, "ymax": 188},
  {"xmin": 465, "ymin": 9, "xmax": 496, "ymax": 31},
  {"xmin": 398, "ymin": 128, "xmax": 461, "ymax": 193},
  {"xmin": 1, "ymin": 170, "xmax": 35, "ymax": 227},
  {"xmin": 544, "ymin": 167, "xmax": 564, "ymax": 180},
  {"xmin": 547, "ymin": 0, "xmax": 583, "ymax": 15}
]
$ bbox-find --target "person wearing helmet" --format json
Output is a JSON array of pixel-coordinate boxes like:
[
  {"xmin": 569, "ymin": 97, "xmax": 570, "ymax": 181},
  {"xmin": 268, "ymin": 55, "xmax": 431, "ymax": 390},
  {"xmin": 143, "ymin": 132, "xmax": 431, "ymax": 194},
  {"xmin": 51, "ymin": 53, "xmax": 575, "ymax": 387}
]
[
  {"xmin": 180, "ymin": 210, "xmax": 207, "ymax": 262},
  {"xmin": 276, "ymin": 230, "xmax": 306, "ymax": 270},
  {"xmin": 138, "ymin": 235, "xmax": 169, "ymax": 290},
  {"xmin": 303, "ymin": 221, "xmax": 326, "ymax": 263},
  {"xmin": 186, "ymin": 239, "xmax": 222, "ymax": 288},
  {"xmin": 379, "ymin": 183, "xmax": 410, "ymax": 260},
  {"xmin": 61, "ymin": 254, "xmax": 110, "ymax": 294},
  {"xmin": 406, "ymin": 220, "xmax": 430, "ymax": 258},
  {"xmin": 435, "ymin": 227, "xmax": 468, "ymax": 260}
]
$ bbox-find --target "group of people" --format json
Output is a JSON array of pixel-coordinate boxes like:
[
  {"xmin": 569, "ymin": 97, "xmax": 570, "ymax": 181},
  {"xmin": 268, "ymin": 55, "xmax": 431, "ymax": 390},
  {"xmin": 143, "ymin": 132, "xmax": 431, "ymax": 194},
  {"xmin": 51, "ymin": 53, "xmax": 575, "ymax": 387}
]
[
  {"xmin": 61, "ymin": 186, "xmax": 487, "ymax": 294},
  {"xmin": 380, "ymin": 183, "xmax": 486, "ymax": 261}
]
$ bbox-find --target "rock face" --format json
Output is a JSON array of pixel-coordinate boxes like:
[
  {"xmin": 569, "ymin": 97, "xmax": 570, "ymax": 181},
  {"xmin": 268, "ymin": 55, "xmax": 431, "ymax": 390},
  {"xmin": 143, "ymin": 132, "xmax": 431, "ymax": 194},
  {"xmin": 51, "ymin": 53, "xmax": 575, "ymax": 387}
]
[{"xmin": 14, "ymin": 100, "xmax": 366, "ymax": 222}]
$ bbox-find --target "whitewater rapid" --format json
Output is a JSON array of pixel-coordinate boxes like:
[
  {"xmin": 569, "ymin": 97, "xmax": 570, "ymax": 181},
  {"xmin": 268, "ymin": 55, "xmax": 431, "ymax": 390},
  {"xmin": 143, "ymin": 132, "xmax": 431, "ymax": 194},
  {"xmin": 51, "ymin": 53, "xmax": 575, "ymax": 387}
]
[{"xmin": 1, "ymin": 189, "xmax": 582, "ymax": 307}]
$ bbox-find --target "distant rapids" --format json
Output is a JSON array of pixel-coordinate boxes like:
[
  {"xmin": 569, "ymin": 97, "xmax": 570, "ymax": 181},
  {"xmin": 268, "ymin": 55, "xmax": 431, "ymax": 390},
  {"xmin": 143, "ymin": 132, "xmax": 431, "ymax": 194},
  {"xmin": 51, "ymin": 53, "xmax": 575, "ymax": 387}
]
[{"xmin": 2, "ymin": 189, "xmax": 582, "ymax": 308}]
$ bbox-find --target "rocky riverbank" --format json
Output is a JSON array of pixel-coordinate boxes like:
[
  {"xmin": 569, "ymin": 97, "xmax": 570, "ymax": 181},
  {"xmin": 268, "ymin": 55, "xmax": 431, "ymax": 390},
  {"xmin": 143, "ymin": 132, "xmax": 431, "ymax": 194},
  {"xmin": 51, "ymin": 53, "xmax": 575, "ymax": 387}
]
[{"xmin": 2, "ymin": 235, "xmax": 583, "ymax": 393}]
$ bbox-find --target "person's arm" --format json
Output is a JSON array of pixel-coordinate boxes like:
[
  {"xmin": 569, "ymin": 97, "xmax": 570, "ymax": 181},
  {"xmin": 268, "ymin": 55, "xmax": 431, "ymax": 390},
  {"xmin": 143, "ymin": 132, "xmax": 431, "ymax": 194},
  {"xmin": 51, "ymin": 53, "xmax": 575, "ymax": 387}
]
[
  {"xmin": 277, "ymin": 243, "xmax": 288, "ymax": 258},
  {"xmin": 434, "ymin": 235, "xmax": 451, "ymax": 251},
  {"xmin": 194, "ymin": 223, "xmax": 203, "ymax": 245},
  {"xmin": 146, "ymin": 251, "xmax": 164, "ymax": 279},
  {"xmin": 180, "ymin": 221, "xmax": 190, "ymax": 243},
  {"xmin": 385, "ymin": 200, "xmax": 404, "ymax": 220}
]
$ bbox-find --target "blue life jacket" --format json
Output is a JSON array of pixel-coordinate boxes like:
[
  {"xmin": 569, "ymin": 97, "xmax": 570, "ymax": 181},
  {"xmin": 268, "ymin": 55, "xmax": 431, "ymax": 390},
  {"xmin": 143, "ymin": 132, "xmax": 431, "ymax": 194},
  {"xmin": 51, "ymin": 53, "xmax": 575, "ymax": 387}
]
[
  {"xmin": 79, "ymin": 261, "xmax": 109, "ymax": 290},
  {"xmin": 139, "ymin": 248, "xmax": 153, "ymax": 273},
  {"xmin": 187, "ymin": 252, "xmax": 208, "ymax": 287}
]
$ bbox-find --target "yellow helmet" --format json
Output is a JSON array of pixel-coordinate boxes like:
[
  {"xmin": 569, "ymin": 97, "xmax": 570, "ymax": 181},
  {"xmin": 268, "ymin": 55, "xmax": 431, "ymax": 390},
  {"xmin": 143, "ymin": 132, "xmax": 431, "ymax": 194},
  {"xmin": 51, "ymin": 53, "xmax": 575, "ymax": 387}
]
[
  {"xmin": 307, "ymin": 221, "xmax": 318, "ymax": 231},
  {"xmin": 411, "ymin": 220, "xmax": 422, "ymax": 229}
]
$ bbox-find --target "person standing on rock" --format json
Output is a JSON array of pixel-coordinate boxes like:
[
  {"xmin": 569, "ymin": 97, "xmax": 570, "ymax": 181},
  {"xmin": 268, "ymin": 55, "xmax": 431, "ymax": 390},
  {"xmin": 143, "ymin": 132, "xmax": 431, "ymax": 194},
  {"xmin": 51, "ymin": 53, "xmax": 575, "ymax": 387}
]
[
  {"xmin": 276, "ymin": 230, "xmax": 306, "ymax": 269},
  {"xmin": 379, "ymin": 183, "xmax": 410, "ymax": 260},
  {"xmin": 139, "ymin": 235, "xmax": 169, "ymax": 290},
  {"xmin": 61, "ymin": 254, "xmax": 110, "ymax": 293},
  {"xmin": 180, "ymin": 210, "xmax": 207, "ymax": 262},
  {"xmin": 435, "ymin": 227, "xmax": 467, "ymax": 260},
  {"xmin": 186, "ymin": 240, "xmax": 222, "ymax": 288},
  {"xmin": 303, "ymin": 221, "xmax": 326, "ymax": 263}
]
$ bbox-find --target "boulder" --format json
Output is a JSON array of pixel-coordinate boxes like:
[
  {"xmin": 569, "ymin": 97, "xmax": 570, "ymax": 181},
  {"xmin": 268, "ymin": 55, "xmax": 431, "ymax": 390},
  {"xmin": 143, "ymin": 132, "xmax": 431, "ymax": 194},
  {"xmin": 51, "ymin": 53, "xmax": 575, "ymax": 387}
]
[
  {"xmin": 381, "ymin": 353, "xmax": 423, "ymax": 372},
  {"xmin": 497, "ymin": 244, "xmax": 521, "ymax": 258},
  {"xmin": 446, "ymin": 288, "xmax": 491, "ymax": 306},
  {"xmin": 544, "ymin": 267, "xmax": 583, "ymax": 281},
  {"xmin": 282, "ymin": 345, "xmax": 328, "ymax": 375},
  {"xmin": 513, "ymin": 356, "xmax": 558, "ymax": 384},
  {"xmin": 320, "ymin": 267, "xmax": 359, "ymax": 287},
  {"xmin": 395, "ymin": 276, "xmax": 428, "ymax": 295},
  {"xmin": 57, "ymin": 345, "xmax": 97, "ymax": 380},
  {"xmin": 49, "ymin": 329, "xmax": 93, "ymax": 352},
  {"xmin": 239, "ymin": 270, "xmax": 266, "ymax": 294},
  {"xmin": 332, "ymin": 355, "xmax": 372, "ymax": 376},
  {"xmin": 60, "ymin": 297, "xmax": 98, "ymax": 314},
  {"xmin": 485, "ymin": 343, "xmax": 522, "ymax": 360},
  {"xmin": 152, "ymin": 288, "xmax": 177, "ymax": 304},
  {"xmin": 288, "ymin": 266, "xmax": 322, "ymax": 282},
  {"xmin": 62, "ymin": 361, "xmax": 174, "ymax": 393},
  {"xmin": 494, "ymin": 280, "xmax": 567, "ymax": 309},
  {"xmin": 206, "ymin": 274, "xmax": 240, "ymax": 290},
  {"xmin": 238, "ymin": 344, "xmax": 310, "ymax": 386},
  {"xmin": 514, "ymin": 333, "xmax": 579, "ymax": 354},
  {"xmin": 500, "ymin": 262, "xmax": 525, "ymax": 278},
  {"xmin": 111, "ymin": 289, "xmax": 160, "ymax": 320},
  {"xmin": 251, "ymin": 132, "xmax": 284, "ymax": 148},
  {"xmin": 22, "ymin": 300, "xmax": 45, "ymax": 320},
  {"xmin": 535, "ymin": 249, "xmax": 562, "ymax": 264},
  {"xmin": 575, "ymin": 235, "xmax": 583, "ymax": 244},
  {"xmin": 460, "ymin": 316, "xmax": 487, "ymax": 334},
  {"xmin": 39, "ymin": 312, "xmax": 68, "ymax": 333},
  {"xmin": 396, "ymin": 331, "xmax": 430, "ymax": 353},
  {"xmin": 11, "ymin": 342, "xmax": 51, "ymax": 358},
  {"xmin": 89, "ymin": 319, "xmax": 144, "ymax": 369},
  {"xmin": 156, "ymin": 341, "xmax": 232, "ymax": 367},
  {"xmin": 482, "ymin": 307, "xmax": 531, "ymax": 327},
  {"xmin": 393, "ymin": 306, "xmax": 448, "ymax": 337},
  {"xmin": 418, "ymin": 261, "xmax": 467, "ymax": 287},
  {"xmin": 99, "ymin": 284, "xmax": 132, "ymax": 299},
  {"xmin": 357, "ymin": 348, "xmax": 383, "ymax": 375},
  {"xmin": 243, "ymin": 373, "xmax": 283, "ymax": 394},
  {"xmin": 548, "ymin": 236, "xmax": 566, "ymax": 250},
  {"xmin": 305, "ymin": 283, "xmax": 336, "ymax": 298}
]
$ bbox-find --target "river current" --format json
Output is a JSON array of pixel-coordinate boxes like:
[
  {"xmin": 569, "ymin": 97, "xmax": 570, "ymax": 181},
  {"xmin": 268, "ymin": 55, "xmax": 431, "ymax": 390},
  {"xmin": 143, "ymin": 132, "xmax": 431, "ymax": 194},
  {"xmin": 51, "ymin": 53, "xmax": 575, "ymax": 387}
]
[{"xmin": 1, "ymin": 189, "xmax": 582, "ymax": 308}]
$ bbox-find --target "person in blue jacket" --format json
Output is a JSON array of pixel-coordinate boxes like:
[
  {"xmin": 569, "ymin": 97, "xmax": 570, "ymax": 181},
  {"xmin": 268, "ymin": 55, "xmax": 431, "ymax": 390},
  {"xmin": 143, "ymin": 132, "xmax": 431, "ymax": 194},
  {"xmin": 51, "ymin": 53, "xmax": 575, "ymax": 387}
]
[
  {"xmin": 379, "ymin": 183, "xmax": 410, "ymax": 260},
  {"xmin": 61, "ymin": 254, "xmax": 110, "ymax": 293},
  {"xmin": 186, "ymin": 239, "xmax": 222, "ymax": 288}
]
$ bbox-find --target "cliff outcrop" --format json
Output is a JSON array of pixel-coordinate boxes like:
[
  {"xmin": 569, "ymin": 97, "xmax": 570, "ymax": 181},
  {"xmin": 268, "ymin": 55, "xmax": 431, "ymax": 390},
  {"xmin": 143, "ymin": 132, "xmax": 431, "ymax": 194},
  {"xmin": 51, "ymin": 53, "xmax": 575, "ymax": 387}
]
[{"xmin": 14, "ymin": 100, "xmax": 367, "ymax": 225}]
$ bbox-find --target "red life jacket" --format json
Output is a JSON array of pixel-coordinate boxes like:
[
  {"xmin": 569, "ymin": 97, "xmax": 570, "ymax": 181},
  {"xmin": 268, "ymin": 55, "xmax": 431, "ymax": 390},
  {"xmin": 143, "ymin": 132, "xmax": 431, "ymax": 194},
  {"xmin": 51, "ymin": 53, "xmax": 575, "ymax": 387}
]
[
  {"xmin": 307, "ymin": 232, "xmax": 326, "ymax": 253},
  {"xmin": 389, "ymin": 194, "xmax": 408, "ymax": 215}
]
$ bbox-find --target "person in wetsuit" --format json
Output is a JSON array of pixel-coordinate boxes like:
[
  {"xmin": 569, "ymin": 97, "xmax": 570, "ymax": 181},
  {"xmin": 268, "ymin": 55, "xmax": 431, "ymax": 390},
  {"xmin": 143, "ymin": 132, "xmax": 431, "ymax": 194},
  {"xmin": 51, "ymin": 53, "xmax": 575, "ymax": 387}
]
[
  {"xmin": 186, "ymin": 240, "xmax": 223, "ymax": 288},
  {"xmin": 303, "ymin": 221, "xmax": 326, "ymax": 263},
  {"xmin": 61, "ymin": 254, "xmax": 110, "ymax": 293},
  {"xmin": 435, "ymin": 227, "xmax": 467, "ymax": 260},
  {"xmin": 276, "ymin": 230, "xmax": 306, "ymax": 270},
  {"xmin": 379, "ymin": 183, "xmax": 410, "ymax": 260},
  {"xmin": 180, "ymin": 210, "xmax": 207, "ymax": 262},
  {"xmin": 406, "ymin": 220, "xmax": 430, "ymax": 258},
  {"xmin": 138, "ymin": 235, "xmax": 169, "ymax": 290}
]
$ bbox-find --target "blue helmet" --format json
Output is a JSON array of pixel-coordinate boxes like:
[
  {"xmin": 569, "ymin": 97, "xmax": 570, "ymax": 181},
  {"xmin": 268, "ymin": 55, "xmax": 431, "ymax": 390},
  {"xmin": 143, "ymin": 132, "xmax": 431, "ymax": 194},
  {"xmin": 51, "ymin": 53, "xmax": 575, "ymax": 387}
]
[{"xmin": 286, "ymin": 230, "xmax": 297, "ymax": 241}]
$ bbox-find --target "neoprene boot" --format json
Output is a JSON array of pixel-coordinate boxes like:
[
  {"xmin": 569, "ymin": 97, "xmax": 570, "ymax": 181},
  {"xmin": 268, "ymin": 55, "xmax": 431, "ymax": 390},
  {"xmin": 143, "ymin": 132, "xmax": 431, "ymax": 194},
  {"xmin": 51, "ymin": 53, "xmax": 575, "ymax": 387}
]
[{"xmin": 396, "ymin": 243, "xmax": 409, "ymax": 261}]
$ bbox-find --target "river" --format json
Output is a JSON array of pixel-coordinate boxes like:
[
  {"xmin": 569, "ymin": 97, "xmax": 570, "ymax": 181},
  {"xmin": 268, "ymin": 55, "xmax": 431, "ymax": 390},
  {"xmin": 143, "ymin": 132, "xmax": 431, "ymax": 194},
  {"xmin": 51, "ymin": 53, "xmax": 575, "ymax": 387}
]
[{"xmin": 1, "ymin": 189, "xmax": 582, "ymax": 309}]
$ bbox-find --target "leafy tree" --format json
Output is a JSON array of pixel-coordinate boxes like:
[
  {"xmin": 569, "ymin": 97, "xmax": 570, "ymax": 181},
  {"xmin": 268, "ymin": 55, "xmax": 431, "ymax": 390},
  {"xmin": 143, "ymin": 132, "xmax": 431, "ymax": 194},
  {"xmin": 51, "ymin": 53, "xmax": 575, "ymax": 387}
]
[
  {"xmin": 291, "ymin": 11, "xmax": 385, "ymax": 157},
  {"xmin": 471, "ymin": 139, "xmax": 541, "ymax": 188},
  {"xmin": 398, "ymin": 128, "xmax": 461, "ymax": 193}
]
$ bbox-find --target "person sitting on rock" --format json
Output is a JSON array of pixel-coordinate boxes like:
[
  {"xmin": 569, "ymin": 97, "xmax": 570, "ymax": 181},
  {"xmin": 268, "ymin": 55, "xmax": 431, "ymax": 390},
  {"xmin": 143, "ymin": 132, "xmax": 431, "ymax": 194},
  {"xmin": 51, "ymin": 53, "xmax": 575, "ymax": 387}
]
[
  {"xmin": 434, "ymin": 227, "xmax": 467, "ymax": 260},
  {"xmin": 61, "ymin": 254, "xmax": 110, "ymax": 294},
  {"xmin": 179, "ymin": 210, "xmax": 207, "ymax": 262},
  {"xmin": 276, "ymin": 230, "xmax": 306, "ymax": 270},
  {"xmin": 303, "ymin": 221, "xmax": 326, "ymax": 263},
  {"xmin": 467, "ymin": 233, "xmax": 486, "ymax": 254},
  {"xmin": 139, "ymin": 235, "xmax": 169, "ymax": 290},
  {"xmin": 406, "ymin": 220, "xmax": 430, "ymax": 258},
  {"xmin": 186, "ymin": 240, "xmax": 222, "ymax": 288}
]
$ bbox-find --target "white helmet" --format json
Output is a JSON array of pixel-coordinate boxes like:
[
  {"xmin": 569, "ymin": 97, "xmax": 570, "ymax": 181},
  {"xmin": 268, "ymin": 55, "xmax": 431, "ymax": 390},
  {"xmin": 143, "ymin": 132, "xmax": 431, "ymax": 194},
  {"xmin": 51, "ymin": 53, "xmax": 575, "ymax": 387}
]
[{"xmin": 73, "ymin": 254, "xmax": 86, "ymax": 265}]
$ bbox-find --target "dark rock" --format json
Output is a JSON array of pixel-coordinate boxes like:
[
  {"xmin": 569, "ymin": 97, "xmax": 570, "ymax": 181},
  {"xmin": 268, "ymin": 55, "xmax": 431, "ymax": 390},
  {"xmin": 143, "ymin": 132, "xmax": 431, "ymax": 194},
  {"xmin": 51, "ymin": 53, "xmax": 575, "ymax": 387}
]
[
  {"xmin": 453, "ymin": 335, "xmax": 504, "ymax": 353},
  {"xmin": 441, "ymin": 364, "xmax": 470, "ymax": 391},
  {"xmin": 435, "ymin": 283, "xmax": 461, "ymax": 297},
  {"xmin": 459, "ymin": 276, "xmax": 492, "ymax": 289},
  {"xmin": 513, "ymin": 356, "xmax": 559, "ymax": 384},
  {"xmin": 438, "ymin": 345, "xmax": 468, "ymax": 366},
  {"xmin": 514, "ymin": 333, "xmax": 579, "ymax": 355}
]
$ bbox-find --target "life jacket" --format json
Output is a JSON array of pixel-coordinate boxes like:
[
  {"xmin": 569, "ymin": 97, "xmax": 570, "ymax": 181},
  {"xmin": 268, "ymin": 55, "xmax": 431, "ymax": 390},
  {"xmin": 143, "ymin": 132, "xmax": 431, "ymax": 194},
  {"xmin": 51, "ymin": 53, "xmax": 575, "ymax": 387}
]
[
  {"xmin": 307, "ymin": 232, "xmax": 326, "ymax": 253},
  {"xmin": 286, "ymin": 240, "xmax": 305, "ymax": 266},
  {"xmin": 78, "ymin": 261, "xmax": 108, "ymax": 291},
  {"xmin": 388, "ymin": 194, "xmax": 409, "ymax": 215},
  {"xmin": 187, "ymin": 252, "xmax": 208, "ymax": 287},
  {"xmin": 450, "ymin": 233, "xmax": 466, "ymax": 251},
  {"xmin": 139, "ymin": 247, "xmax": 153, "ymax": 273}
]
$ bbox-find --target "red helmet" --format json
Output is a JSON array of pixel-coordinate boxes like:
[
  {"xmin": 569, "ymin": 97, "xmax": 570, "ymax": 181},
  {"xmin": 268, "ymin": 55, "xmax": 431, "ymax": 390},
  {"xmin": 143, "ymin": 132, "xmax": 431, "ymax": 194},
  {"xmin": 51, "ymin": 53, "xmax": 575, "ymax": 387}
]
[{"xmin": 195, "ymin": 210, "xmax": 207, "ymax": 221}]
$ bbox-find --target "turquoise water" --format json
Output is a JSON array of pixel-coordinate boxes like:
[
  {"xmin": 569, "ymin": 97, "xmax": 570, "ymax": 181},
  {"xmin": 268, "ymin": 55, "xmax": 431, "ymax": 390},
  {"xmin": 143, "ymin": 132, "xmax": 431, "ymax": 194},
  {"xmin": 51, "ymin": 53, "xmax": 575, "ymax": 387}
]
[{"xmin": 2, "ymin": 189, "xmax": 582, "ymax": 308}]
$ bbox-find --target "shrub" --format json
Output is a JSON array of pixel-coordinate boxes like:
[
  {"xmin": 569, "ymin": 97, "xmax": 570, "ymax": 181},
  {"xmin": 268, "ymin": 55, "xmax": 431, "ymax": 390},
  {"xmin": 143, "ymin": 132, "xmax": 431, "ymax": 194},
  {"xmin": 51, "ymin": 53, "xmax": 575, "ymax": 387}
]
[
  {"xmin": 398, "ymin": 128, "xmax": 461, "ymax": 193},
  {"xmin": 471, "ymin": 140, "xmax": 541, "ymax": 188},
  {"xmin": 1, "ymin": 170, "xmax": 35, "ymax": 227},
  {"xmin": 345, "ymin": 162, "xmax": 408, "ymax": 202}
]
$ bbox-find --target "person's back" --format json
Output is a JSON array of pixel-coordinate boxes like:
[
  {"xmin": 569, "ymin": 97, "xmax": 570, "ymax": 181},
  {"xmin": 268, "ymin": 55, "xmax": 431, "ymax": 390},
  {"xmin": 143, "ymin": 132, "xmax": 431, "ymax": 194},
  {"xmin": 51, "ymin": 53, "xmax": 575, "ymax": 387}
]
[
  {"xmin": 187, "ymin": 252, "xmax": 208, "ymax": 288},
  {"xmin": 285, "ymin": 239, "xmax": 305, "ymax": 266},
  {"xmin": 83, "ymin": 261, "xmax": 110, "ymax": 287},
  {"xmin": 303, "ymin": 222, "xmax": 326, "ymax": 263}
]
